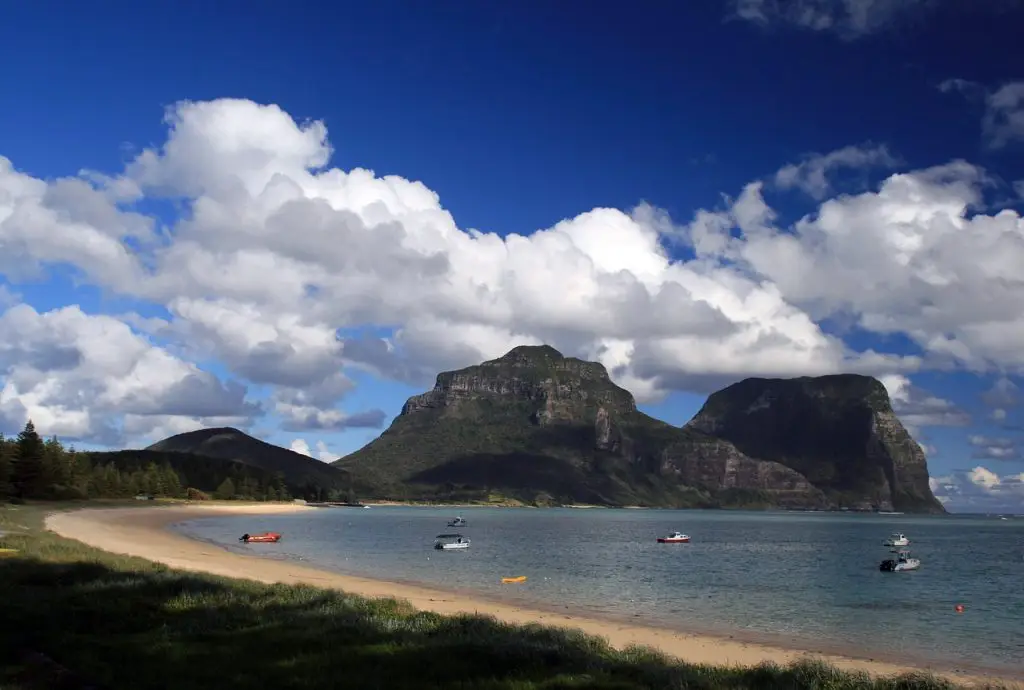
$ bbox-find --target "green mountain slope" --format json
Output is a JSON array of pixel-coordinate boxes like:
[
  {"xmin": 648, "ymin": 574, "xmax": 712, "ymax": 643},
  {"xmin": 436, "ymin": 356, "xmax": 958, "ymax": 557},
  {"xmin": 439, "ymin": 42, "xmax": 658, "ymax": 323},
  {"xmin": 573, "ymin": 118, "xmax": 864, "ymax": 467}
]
[{"xmin": 146, "ymin": 427, "xmax": 361, "ymax": 494}]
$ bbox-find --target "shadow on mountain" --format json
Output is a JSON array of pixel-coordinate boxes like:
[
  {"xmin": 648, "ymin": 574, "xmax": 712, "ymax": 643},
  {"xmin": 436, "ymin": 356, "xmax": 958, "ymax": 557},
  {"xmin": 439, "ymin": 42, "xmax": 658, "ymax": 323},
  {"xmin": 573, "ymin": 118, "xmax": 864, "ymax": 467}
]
[
  {"xmin": 402, "ymin": 423, "xmax": 681, "ymax": 506},
  {"xmin": 407, "ymin": 452, "xmax": 608, "ymax": 505}
]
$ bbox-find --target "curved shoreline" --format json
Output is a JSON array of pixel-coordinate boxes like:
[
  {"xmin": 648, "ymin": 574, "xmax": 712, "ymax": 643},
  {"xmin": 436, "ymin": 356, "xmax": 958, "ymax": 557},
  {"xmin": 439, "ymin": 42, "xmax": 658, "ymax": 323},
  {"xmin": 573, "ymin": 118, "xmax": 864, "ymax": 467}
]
[{"xmin": 44, "ymin": 504, "xmax": 1021, "ymax": 687}]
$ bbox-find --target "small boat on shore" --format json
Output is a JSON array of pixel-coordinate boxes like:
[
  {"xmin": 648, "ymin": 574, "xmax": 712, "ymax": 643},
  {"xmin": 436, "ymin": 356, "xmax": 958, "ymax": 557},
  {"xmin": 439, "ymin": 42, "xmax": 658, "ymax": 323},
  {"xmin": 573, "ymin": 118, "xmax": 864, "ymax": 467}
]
[
  {"xmin": 239, "ymin": 532, "xmax": 282, "ymax": 544},
  {"xmin": 880, "ymin": 548, "xmax": 920, "ymax": 572},
  {"xmin": 884, "ymin": 532, "xmax": 910, "ymax": 547},
  {"xmin": 447, "ymin": 516, "xmax": 467, "ymax": 527},
  {"xmin": 434, "ymin": 533, "xmax": 470, "ymax": 550},
  {"xmin": 657, "ymin": 531, "xmax": 690, "ymax": 543}
]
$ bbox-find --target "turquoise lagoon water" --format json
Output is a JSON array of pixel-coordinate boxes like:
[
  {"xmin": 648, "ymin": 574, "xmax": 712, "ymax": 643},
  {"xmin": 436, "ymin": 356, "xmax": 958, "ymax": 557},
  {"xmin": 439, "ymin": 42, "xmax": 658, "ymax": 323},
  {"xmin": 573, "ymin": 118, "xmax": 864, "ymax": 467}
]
[{"xmin": 174, "ymin": 507, "xmax": 1024, "ymax": 676}]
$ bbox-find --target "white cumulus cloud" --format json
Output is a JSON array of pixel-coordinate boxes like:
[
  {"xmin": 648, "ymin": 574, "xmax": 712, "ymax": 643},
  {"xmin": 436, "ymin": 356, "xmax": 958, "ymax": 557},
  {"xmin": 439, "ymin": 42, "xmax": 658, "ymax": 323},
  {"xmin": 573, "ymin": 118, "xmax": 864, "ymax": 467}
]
[
  {"xmin": 879, "ymin": 374, "xmax": 970, "ymax": 438},
  {"xmin": 981, "ymin": 376, "xmax": 1019, "ymax": 409},
  {"xmin": 0, "ymin": 97, "xmax": 1021, "ymax": 462},
  {"xmin": 939, "ymin": 79, "xmax": 1024, "ymax": 150},
  {"xmin": 289, "ymin": 438, "xmax": 339, "ymax": 462},
  {"xmin": 689, "ymin": 161, "xmax": 1024, "ymax": 374},
  {"xmin": 773, "ymin": 143, "xmax": 899, "ymax": 200},
  {"xmin": 984, "ymin": 82, "xmax": 1024, "ymax": 149},
  {"xmin": 930, "ymin": 466, "xmax": 1024, "ymax": 513},
  {"xmin": 968, "ymin": 434, "xmax": 1018, "ymax": 461},
  {"xmin": 0, "ymin": 303, "xmax": 257, "ymax": 444}
]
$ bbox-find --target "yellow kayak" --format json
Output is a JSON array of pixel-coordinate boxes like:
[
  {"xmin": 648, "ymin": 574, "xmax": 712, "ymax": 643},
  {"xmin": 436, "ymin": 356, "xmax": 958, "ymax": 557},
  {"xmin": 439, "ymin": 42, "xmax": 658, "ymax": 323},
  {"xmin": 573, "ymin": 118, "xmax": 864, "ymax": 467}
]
[{"xmin": 501, "ymin": 575, "xmax": 527, "ymax": 584}]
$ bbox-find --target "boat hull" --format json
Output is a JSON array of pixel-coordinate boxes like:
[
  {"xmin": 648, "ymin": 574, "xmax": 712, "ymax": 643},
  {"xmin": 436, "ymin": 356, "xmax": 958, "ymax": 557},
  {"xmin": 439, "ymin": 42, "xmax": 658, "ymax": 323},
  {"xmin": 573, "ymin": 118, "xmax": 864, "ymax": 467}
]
[
  {"xmin": 657, "ymin": 537, "xmax": 690, "ymax": 543},
  {"xmin": 242, "ymin": 532, "xmax": 281, "ymax": 544},
  {"xmin": 435, "ymin": 542, "xmax": 470, "ymax": 550},
  {"xmin": 880, "ymin": 558, "xmax": 920, "ymax": 572}
]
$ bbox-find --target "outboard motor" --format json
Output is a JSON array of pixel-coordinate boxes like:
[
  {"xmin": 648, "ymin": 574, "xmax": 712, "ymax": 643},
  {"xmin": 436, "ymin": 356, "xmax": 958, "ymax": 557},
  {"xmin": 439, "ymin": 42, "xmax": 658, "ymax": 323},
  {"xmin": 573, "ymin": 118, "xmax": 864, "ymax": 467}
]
[
  {"xmin": 239, "ymin": 533, "xmax": 251, "ymax": 543},
  {"xmin": 879, "ymin": 559, "xmax": 896, "ymax": 571}
]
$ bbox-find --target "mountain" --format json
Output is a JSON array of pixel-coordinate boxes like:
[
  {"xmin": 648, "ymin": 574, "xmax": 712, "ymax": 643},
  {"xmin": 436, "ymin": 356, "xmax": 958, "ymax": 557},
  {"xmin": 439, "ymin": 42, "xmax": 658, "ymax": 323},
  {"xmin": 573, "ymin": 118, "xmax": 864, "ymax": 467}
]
[
  {"xmin": 146, "ymin": 427, "xmax": 359, "ymax": 494},
  {"xmin": 336, "ymin": 345, "xmax": 942, "ymax": 511},
  {"xmin": 683, "ymin": 375, "xmax": 945, "ymax": 513}
]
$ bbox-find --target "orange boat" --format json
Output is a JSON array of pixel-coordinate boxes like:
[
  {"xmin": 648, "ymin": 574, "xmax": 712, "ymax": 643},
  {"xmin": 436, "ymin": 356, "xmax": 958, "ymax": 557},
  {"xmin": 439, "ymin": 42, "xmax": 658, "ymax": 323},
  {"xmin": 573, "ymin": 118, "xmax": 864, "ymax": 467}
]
[{"xmin": 239, "ymin": 532, "xmax": 282, "ymax": 544}]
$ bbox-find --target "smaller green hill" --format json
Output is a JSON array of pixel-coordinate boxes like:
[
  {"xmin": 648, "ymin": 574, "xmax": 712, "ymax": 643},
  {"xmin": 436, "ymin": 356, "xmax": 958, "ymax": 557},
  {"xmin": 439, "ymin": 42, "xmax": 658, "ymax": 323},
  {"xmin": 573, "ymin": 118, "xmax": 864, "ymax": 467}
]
[
  {"xmin": 85, "ymin": 449, "xmax": 297, "ymax": 500},
  {"xmin": 146, "ymin": 426, "xmax": 363, "ymax": 495}
]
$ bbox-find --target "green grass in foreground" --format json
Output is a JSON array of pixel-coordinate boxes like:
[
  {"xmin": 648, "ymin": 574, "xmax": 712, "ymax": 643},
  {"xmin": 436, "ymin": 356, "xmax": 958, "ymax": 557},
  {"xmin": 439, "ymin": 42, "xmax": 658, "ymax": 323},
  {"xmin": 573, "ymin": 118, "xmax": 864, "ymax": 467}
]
[{"xmin": 0, "ymin": 503, "xmax": 1000, "ymax": 690}]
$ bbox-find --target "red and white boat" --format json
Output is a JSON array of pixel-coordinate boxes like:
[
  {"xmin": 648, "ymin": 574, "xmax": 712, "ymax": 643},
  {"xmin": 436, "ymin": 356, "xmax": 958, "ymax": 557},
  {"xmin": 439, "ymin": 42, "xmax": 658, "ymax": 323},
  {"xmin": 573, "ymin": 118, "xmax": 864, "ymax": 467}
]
[
  {"xmin": 239, "ymin": 532, "xmax": 282, "ymax": 544},
  {"xmin": 657, "ymin": 531, "xmax": 690, "ymax": 543}
]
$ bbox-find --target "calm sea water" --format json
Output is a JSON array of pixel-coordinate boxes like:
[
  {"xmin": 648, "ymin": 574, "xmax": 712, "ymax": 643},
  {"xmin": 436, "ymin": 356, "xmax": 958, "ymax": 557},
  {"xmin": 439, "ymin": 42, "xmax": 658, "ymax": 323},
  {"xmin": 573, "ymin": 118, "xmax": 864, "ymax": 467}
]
[{"xmin": 175, "ymin": 507, "xmax": 1024, "ymax": 675}]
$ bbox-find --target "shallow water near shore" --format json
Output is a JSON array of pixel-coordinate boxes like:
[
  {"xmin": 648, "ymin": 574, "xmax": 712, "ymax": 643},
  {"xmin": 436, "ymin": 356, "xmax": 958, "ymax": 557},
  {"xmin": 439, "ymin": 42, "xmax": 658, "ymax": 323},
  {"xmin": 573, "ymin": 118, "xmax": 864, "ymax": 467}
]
[{"xmin": 174, "ymin": 507, "xmax": 1024, "ymax": 675}]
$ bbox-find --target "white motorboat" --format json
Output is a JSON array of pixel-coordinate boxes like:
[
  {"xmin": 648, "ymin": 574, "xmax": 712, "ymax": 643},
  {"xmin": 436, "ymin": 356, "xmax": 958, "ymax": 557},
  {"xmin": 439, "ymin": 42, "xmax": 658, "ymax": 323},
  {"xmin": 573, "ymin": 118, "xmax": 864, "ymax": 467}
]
[
  {"xmin": 657, "ymin": 531, "xmax": 691, "ymax": 543},
  {"xmin": 880, "ymin": 548, "xmax": 920, "ymax": 572},
  {"xmin": 447, "ymin": 516, "xmax": 467, "ymax": 527},
  {"xmin": 434, "ymin": 533, "xmax": 470, "ymax": 550},
  {"xmin": 884, "ymin": 532, "xmax": 910, "ymax": 547}
]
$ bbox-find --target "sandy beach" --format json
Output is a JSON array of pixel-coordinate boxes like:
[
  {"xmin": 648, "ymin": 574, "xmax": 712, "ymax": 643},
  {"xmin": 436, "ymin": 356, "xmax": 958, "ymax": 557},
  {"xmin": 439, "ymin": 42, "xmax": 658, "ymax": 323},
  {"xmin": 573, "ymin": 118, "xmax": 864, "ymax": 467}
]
[{"xmin": 44, "ymin": 504, "xmax": 1020, "ymax": 687}]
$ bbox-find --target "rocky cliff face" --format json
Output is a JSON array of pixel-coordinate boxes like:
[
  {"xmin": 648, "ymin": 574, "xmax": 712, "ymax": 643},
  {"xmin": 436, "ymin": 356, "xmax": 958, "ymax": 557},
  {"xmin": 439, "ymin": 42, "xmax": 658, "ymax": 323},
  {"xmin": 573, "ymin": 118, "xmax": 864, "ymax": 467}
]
[
  {"xmin": 336, "ymin": 346, "xmax": 827, "ymax": 508},
  {"xmin": 684, "ymin": 374, "xmax": 945, "ymax": 513},
  {"xmin": 335, "ymin": 346, "xmax": 942, "ymax": 511},
  {"xmin": 400, "ymin": 345, "xmax": 636, "ymax": 421}
]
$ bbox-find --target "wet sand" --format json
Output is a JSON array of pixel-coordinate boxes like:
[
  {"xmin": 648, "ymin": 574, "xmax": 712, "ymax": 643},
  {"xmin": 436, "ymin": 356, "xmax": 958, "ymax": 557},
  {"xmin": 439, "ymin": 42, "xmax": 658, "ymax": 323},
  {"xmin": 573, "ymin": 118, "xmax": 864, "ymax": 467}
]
[{"xmin": 44, "ymin": 504, "xmax": 1020, "ymax": 688}]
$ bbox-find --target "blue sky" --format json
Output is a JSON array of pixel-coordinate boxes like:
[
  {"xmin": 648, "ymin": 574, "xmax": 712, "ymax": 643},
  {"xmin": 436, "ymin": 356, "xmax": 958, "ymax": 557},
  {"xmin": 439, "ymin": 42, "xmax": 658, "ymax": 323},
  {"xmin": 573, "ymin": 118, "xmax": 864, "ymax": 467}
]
[{"xmin": 1, "ymin": 0, "xmax": 1024, "ymax": 512}]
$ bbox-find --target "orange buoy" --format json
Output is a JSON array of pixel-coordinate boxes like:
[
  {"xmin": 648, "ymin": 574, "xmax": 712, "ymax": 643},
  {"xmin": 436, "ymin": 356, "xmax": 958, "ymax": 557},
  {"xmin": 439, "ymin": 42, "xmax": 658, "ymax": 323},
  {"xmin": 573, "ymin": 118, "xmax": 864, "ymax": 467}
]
[{"xmin": 954, "ymin": 604, "xmax": 965, "ymax": 613}]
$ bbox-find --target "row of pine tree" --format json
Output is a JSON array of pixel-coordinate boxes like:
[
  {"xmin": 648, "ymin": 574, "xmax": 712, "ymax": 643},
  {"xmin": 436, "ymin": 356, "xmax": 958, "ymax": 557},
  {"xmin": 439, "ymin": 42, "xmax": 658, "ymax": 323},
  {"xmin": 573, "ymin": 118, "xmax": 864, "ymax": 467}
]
[{"xmin": 0, "ymin": 421, "xmax": 295, "ymax": 503}]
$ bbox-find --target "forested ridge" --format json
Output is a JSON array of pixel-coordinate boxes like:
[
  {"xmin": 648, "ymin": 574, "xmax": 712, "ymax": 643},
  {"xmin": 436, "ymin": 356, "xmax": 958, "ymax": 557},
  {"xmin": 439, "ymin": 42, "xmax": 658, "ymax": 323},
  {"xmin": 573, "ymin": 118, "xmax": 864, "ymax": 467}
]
[{"xmin": 0, "ymin": 420, "xmax": 345, "ymax": 503}]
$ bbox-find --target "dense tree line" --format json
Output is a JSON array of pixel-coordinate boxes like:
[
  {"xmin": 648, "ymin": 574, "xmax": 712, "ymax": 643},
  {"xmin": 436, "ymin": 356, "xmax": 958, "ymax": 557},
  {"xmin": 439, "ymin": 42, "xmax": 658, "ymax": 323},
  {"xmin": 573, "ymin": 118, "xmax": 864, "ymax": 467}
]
[
  {"xmin": 84, "ymin": 448, "xmax": 300, "ymax": 502},
  {"xmin": 0, "ymin": 420, "xmax": 341, "ymax": 503}
]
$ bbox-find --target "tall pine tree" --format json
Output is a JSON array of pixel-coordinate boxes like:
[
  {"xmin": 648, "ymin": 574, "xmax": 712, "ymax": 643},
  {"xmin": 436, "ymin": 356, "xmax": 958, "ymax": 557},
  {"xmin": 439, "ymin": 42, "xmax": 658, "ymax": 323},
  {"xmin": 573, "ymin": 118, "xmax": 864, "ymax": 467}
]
[
  {"xmin": 0, "ymin": 433, "xmax": 12, "ymax": 501},
  {"xmin": 13, "ymin": 420, "xmax": 46, "ymax": 499},
  {"xmin": 214, "ymin": 477, "xmax": 236, "ymax": 500},
  {"xmin": 42, "ymin": 435, "xmax": 66, "ymax": 487}
]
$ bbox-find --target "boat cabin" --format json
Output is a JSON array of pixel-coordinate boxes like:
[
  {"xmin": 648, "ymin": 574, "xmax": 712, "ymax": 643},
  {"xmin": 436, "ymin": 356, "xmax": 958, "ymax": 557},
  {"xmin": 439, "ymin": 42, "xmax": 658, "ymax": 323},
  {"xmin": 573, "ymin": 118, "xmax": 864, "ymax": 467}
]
[
  {"xmin": 885, "ymin": 532, "xmax": 910, "ymax": 546},
  {"xmin": 657, "ymin": 531, "xmax": 691, "ymax": 543}
]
